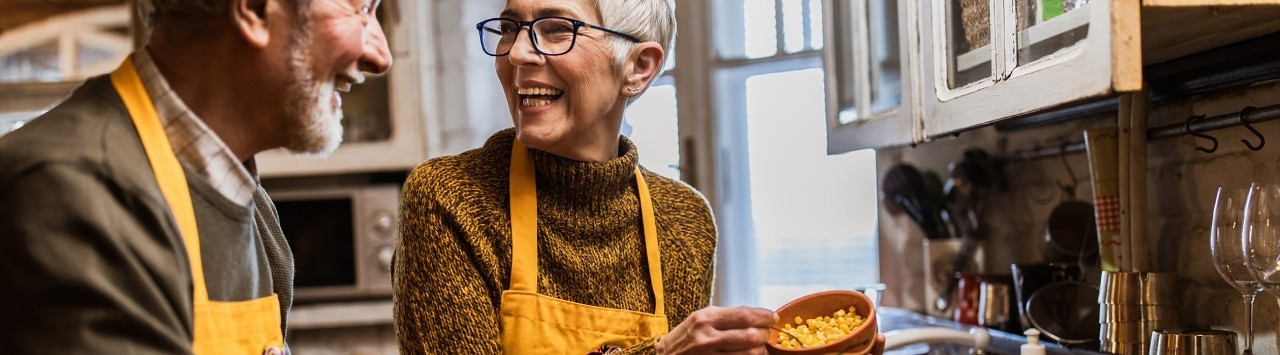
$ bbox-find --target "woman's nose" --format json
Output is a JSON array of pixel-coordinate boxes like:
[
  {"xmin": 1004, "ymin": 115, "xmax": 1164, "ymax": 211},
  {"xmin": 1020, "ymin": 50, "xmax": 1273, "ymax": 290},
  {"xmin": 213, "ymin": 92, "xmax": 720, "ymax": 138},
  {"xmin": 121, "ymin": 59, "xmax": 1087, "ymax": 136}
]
[
  {"xmin": 360, "ymin": 18, "xmax": 393, "ymax": 75},
  {"xmin": 506, "ymin": 28, "xmax": 544, "ymax": 66}
]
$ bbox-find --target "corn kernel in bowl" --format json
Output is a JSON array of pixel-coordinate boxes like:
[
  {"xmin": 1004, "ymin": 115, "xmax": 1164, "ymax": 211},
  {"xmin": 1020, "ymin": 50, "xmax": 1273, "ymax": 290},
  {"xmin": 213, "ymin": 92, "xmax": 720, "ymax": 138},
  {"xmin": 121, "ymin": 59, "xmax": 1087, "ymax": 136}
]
[{"xmin": 776, "ymin": 306, "xmax": 865, "ymax": 349}]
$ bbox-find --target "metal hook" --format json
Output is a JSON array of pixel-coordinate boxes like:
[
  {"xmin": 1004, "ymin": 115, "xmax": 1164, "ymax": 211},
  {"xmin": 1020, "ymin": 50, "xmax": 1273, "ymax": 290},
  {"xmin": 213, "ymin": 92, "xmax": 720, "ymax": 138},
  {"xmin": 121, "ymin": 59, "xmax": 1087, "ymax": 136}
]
[
  {"xmin": 1058, "ymin": 142, "xmax": 1078, "ymax": 197},
  {"xmin": 1240, "ymin": 106, "xmax": 1265, "ymax": 151},
  {"xmin": 1186, "ymin": 115, "xmax": 1218, "ymax": 153}
]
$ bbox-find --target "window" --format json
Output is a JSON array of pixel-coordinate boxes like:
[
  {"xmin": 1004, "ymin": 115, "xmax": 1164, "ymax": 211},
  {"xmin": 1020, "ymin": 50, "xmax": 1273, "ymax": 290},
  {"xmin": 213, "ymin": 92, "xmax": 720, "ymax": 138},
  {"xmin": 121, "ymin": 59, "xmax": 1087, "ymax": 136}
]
[
  {"xmin": 672, "ymin": 0, "xmax": 880, "ymax": 309},
  {"xmin": 0, "ymin": 5, "xmax": 131, "ymax": 83},
  {"xmin": 624, "ymin": 76, "xmax": 681, "ymax": 180}
]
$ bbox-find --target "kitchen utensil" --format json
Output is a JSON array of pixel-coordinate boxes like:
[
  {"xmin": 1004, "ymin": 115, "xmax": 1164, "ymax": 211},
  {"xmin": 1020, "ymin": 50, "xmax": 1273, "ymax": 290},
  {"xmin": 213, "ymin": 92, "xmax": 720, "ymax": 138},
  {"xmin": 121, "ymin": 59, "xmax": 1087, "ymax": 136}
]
[
  {"xmin": 881, "ymin": 164, "xmax": 945, "ymax": 239},
  {"xmin": 934, "ymin": 149, "xmax": 997, "ymax": 313},
  {"xmin": 1025, "ymin": 280, "xmax": 1099, "ymax": 346},
  {"xmin": 978, "ymin": 280, "xmax": 1016, "ymax": 332},
  {"xmin": 923, "ymin": 238, "xmax": 981, "ymax": 318},
  {"xmin": 1042, "ymin": 150, "xmax": 1098, "ymax": 263},
  {"xmin": 1011, "ymin": 262, "xmax": 1081, "ymax": 331},
  {"xmin": 1099, "ymin": 271, "xmax": 1181, "ymax": 354},
  {"xmin": 1147, "ymin": 329, "xmax": 1237, "ymax": 355},
  {"xmin": 768, "ymin": 290, "xmax": 878, "ymax": 355},
  {"xmin": 772, "ymin": 327, "xmax": 808, "ymax": 348}
]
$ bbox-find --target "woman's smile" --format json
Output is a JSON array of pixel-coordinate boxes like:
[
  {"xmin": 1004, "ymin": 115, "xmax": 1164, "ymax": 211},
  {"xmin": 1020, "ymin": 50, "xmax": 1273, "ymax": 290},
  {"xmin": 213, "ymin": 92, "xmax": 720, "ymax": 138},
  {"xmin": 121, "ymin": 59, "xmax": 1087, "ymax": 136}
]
[{"xmin": 517, "ymin": 86, "xmax": 564, "ymax": 107}]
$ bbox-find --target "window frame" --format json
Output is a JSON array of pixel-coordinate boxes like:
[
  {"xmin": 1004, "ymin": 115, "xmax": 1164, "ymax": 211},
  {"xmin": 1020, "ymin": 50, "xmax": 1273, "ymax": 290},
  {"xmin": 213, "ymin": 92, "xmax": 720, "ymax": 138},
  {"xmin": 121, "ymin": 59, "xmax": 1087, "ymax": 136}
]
[{"xmin": 677, "ymin": 0, "xmax": 879, "ymax": 307}]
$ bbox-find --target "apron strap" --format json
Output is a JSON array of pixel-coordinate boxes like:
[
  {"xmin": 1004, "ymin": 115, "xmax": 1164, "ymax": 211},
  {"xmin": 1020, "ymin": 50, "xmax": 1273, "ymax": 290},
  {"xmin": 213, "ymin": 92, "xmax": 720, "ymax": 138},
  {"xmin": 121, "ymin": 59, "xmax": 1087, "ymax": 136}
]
[
  {"xmin": 509, "ymin": 139, "xmax": 539, "ymax": 292},
  {"xmin": 635, "ymin": 166, "xmax": 664, "ymax": 315},
  {"xmin": 110, "ymin": 56, "xmax": 209, "ymax": 304},
  {"xmin": 508, "ymin": 139, "xmax": 665, "ymax": 316}
]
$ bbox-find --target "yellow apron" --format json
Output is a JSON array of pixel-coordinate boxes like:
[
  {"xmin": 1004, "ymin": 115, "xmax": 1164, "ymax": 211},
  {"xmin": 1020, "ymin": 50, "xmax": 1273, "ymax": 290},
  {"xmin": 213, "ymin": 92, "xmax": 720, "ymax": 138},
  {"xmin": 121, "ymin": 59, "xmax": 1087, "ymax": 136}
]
[
  {"xmin": 111, "ymin": 57, "xmax": 285, "ymax": 355},
  {"xmin": 500, "ymin": 140, "xmax": 669, "ymax": 353}
]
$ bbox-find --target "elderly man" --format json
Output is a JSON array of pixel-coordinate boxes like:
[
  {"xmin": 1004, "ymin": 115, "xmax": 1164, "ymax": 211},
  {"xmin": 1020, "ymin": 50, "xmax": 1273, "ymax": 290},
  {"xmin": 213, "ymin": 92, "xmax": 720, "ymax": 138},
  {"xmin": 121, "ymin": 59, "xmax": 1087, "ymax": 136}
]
[{"xmin": 0, "ymin": 0, "xmax": 391, "ymax": 353}]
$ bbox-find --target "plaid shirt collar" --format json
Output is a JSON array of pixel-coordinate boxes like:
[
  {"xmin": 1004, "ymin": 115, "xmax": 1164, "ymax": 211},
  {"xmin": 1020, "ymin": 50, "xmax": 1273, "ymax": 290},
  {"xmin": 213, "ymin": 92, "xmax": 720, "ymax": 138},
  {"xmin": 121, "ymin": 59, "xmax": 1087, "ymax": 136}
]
[{"xmin": 132, "ymin": 50, "xmax": 257, "ymax": 205}]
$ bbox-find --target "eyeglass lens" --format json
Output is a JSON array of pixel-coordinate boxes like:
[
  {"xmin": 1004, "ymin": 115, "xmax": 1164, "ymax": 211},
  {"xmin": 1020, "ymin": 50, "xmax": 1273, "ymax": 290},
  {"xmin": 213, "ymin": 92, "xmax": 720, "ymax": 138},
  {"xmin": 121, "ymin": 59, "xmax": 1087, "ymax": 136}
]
[{"xmin": 479, "ymin": 18, "xmax": 579, "ymax": 56}]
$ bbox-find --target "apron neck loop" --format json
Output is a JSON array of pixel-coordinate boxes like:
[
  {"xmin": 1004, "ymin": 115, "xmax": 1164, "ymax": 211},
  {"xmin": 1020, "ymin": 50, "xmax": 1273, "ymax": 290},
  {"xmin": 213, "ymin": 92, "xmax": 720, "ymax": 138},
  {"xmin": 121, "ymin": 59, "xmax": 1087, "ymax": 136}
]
[{"xmin": 507, "ymin": 139, "xmax": 665, "ymax": 315}]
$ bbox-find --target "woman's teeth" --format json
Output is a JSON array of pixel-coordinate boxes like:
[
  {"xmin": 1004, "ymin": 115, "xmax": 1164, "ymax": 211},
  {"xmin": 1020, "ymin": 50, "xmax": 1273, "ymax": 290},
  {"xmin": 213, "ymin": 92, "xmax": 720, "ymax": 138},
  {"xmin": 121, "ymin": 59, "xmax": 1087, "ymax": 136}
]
[
  {"xmin": 522, "ymin": 98, "xmax": 554, "ymax": 106},
  {"xmin": 517, "ymin": 87, "xmax": 564, "ymax": 107}
]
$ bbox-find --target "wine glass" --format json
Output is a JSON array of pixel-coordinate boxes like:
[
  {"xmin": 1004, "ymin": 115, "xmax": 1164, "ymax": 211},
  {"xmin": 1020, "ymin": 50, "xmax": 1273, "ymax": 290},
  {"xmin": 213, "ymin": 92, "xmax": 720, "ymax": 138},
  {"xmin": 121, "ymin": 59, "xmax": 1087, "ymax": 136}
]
[{"xmin": 1211, "ymin": 186, "xmax": 1261, "ymax": 354}]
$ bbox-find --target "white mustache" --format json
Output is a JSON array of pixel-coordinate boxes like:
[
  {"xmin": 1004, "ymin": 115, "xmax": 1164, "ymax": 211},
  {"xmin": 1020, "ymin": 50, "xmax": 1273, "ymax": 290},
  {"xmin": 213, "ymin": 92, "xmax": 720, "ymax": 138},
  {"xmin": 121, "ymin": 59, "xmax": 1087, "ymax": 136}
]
[{"xmin": 341, "ymin": 70, "xmax": 366, "ymax": 86}]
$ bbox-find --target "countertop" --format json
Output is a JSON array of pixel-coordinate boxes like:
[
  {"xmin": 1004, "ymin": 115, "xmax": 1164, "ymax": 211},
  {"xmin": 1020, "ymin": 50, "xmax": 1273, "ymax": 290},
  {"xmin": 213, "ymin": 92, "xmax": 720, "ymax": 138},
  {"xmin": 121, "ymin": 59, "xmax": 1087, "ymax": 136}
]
[{"xmin": 878, "ymin": 307, "xmax": 1106, "ymax": 354}]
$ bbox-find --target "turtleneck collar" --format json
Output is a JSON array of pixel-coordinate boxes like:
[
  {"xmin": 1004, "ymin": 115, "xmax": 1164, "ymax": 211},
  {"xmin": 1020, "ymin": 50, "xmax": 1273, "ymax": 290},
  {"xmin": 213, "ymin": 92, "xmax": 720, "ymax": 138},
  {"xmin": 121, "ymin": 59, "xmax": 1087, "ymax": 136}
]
[{"xmin": 494, "ymin": 128, "xmax": 642, "ymax": 206}]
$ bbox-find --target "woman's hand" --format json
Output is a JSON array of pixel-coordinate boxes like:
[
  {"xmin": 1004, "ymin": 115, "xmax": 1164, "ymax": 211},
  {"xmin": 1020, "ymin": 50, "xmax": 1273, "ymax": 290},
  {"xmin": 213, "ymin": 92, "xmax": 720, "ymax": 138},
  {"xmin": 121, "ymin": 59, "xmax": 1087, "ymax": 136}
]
[
  {"xmin": 870, "ymin": 333, "xmax": 886, "ymax": 354},
  {"xmin": 656, "ymin": 306, "xmax": 775, "ymax": 354}
]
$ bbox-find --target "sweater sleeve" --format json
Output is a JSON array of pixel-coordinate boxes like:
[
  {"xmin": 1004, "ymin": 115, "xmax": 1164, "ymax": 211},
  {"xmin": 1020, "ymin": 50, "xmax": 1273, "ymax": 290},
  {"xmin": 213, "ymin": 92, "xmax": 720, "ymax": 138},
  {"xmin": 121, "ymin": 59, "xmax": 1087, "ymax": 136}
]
[
  {"xmin": 394, "ymin": 165, "xmax": 504, "ymax": 354},
  {"xmin": 0, "ymin": 163, "xmax": 191, "ymax": 354}
]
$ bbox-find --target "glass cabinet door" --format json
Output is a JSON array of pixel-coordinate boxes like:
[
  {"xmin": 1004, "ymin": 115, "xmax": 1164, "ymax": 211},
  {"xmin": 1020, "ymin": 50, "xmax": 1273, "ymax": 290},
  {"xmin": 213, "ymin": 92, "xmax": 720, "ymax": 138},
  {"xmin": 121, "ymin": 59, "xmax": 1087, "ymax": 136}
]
[
  {"xmin": 1015, "ymin": 0, "xmax": 1091, "ymax": 67},
  {"xmin": 824, "ymin": 0, "xmax": 918, "ymax": 153},
  {"xmin": 944, "ymin": 0, "xmax": 1092, "ymax": 85},
  {"xmin": 922, "ymin": 0, "xmax": 1123, "ymax": 138},
  {"xmin": 945, "ymin": 0, "xmax": 992, "ymax": 89}
]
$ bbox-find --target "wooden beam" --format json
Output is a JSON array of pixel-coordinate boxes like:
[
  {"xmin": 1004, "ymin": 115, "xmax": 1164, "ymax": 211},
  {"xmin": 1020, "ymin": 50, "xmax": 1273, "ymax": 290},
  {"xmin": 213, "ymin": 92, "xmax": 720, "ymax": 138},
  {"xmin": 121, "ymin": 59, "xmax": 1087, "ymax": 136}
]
[
  {"xmin": 1144, "ymin": 0, "xmax": 1280, "ymax": 6},
  {"xmin": 1111, "ymin": 0, "xmax": 1143, "ymax": 92}
]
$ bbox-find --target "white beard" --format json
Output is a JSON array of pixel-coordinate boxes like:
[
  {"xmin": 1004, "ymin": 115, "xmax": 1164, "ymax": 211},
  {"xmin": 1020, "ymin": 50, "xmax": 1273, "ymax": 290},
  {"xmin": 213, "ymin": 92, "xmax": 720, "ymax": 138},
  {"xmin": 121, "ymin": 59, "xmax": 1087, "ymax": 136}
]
[{"xmin": 281, "ymin": 25, "xmax": 344, "ymax": 156}]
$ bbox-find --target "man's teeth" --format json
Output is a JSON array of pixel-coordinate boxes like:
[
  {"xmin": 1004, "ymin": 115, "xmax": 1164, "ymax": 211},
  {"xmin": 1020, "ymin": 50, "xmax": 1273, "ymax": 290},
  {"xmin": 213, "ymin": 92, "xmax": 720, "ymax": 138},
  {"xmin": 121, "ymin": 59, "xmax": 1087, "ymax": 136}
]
[{"xmin": 336, "ymin": 81, "xmax": 353, "ymax": 93}]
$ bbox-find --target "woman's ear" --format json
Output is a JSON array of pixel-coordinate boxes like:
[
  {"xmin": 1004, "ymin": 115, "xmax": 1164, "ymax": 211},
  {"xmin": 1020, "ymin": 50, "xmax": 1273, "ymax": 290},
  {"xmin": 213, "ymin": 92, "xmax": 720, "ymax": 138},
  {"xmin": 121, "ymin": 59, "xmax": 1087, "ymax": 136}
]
[
  {"xmin": 232, "ymin": 0, "xmax": 272, "ymax": 48},
  {"xmin": 621, "ymin": 42, "xmax": 666, "ymax": 98}
]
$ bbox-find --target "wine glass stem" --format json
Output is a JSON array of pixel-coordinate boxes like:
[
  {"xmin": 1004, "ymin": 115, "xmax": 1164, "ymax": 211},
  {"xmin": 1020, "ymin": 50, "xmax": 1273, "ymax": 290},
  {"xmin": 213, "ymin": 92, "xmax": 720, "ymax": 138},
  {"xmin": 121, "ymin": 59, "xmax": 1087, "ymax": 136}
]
[{"xmin": 1243, "ymin": 292, "xmax": 1256, "ymax": 354}]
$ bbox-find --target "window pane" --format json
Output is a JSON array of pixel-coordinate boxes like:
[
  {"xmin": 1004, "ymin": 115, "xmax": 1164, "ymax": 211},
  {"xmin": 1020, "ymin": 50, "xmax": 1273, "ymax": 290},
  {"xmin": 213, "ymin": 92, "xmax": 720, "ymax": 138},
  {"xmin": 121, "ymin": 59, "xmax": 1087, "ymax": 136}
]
[
  {"xmin": 743, "ymin": 69, "xmax": 879, "ymax": 309},
  {"xmin": 868, "ymin": 0, "xmax": 902, "ymax": 114},
  {"xmin": 1014, "ymin": 0, "xmax": 1089, "ymax": 67},
  {"xmin": 744, "ymin": 0, "xmax": 779, "ymax": 59},
  {"xmin": 1, "ymin": 41, "xmax": 61, "ymax": 83},
  {"xmin": 809, "ymin": 0, "xmax": 825, "ymax": 50},
  {"xmin": 947, "ymin": 0, "xmax": 992, "ymax": 89},
  {"xmin": 623, "ymin": 83, "xmax": 681, "ymax": 181},
  {"xmin": 782, "ymin": 0, "xmax": 806, "ymax": 53}
]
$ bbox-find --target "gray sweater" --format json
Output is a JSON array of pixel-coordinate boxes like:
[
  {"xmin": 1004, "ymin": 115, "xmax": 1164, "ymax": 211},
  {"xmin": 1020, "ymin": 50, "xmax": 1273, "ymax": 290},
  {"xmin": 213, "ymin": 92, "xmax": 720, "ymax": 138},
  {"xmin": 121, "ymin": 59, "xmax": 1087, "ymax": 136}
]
[{"xmin": 0, "ymin": 76, "xmax": 294, "ymax": 353}]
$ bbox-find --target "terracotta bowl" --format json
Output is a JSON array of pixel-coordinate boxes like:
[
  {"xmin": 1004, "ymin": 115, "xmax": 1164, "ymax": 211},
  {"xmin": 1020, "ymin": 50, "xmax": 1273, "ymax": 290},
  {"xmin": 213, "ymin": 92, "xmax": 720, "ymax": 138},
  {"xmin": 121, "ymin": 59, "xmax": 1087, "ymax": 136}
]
[{"xmin": 766, "ymin": 290, "xmax": 878, "ymax": 355}]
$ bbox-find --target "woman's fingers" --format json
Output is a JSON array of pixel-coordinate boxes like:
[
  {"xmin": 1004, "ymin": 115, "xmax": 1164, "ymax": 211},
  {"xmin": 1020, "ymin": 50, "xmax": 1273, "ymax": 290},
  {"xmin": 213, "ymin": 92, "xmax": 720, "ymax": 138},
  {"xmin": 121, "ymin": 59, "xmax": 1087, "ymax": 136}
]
[
  {"xmin": 707, "ymin": 306, "xmax": 776, "ymax": 330},
  {"xmin": 870, "ymin": 333, "xmax": 887, "ymax": 355},
  {"xmin": 659, "ymin": 306, "xmax": 778, "ymax": 354},
  {"xmin": 705, "ymin": 327, "xmax": 771, "ymax": 352}
]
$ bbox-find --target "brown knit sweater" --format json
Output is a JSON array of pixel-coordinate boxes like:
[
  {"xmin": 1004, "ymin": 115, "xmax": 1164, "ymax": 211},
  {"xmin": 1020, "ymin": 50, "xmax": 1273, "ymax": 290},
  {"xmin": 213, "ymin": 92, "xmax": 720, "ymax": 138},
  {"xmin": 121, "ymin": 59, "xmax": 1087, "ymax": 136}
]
[{"xmin": 393, "ymin": 129, "xmax": 717, "ymax": 354}]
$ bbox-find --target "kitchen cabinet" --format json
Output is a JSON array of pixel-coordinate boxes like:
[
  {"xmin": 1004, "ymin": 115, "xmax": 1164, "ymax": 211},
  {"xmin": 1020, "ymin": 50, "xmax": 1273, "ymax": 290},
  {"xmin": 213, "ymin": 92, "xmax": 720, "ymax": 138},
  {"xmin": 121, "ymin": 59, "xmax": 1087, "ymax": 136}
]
[
  {"xmin": 257, "ymin": 0, "xmax": 439, "ymax": 177},
  {"xmin": 825, "ymin": 0, "xmax": 1280, "ymax": 153},
  {"xmin": 823, "ymin": 0, "xmax": 919, "ymax": 152}
]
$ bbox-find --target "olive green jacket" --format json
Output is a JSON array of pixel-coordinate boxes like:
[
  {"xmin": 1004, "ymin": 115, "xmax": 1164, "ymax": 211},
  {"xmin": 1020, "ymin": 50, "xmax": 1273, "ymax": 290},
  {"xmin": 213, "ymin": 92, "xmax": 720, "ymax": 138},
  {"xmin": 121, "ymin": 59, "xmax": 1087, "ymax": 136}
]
[{"xmin": 0, "ymin": 76, "xmax": 294, "ymax": 353}]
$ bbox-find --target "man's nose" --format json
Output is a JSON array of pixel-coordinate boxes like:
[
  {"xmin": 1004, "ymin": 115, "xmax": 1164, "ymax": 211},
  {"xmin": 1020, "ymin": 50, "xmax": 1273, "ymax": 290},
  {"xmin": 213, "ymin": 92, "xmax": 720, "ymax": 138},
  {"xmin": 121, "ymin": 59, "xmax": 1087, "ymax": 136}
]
[{"xmin": 360, "ymin": 17, "xmax": 393, "ymax": 74}]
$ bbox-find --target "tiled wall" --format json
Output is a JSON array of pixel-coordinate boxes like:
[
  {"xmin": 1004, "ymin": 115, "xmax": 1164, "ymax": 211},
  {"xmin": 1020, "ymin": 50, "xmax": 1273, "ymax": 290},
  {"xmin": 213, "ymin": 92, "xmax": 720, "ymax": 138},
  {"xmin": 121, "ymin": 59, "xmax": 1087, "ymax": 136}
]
[{"xmin": 877, "ymin": 80, "xmax": 1280, "ymax": 351}]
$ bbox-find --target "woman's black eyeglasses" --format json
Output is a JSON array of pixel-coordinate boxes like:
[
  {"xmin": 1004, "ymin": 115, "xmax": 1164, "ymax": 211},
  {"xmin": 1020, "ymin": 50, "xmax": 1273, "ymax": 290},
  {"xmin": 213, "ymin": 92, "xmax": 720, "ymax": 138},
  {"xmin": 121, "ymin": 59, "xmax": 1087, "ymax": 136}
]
[{"xmin": 476, "ymin": 17, "xmax": 641, "ymax": 57}]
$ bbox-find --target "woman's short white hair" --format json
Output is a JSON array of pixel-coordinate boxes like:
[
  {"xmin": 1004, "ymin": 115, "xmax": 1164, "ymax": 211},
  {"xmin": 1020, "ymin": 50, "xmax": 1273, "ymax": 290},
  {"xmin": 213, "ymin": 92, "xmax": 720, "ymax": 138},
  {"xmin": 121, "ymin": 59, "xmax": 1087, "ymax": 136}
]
[{"xmin": 595, "ymin": 0, "xmax": 676, "ymax": 77}]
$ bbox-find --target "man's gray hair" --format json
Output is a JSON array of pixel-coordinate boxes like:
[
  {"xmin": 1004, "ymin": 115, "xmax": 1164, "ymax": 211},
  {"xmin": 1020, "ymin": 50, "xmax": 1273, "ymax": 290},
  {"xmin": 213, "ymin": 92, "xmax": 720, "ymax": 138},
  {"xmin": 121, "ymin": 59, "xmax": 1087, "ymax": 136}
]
[
  {"xmin": 136, "ymin": 0, "xmax": 311, "ymax": 25},
  {"xmin": 596, "ymin": 0, "xmax": 676, "ymax": 77}
]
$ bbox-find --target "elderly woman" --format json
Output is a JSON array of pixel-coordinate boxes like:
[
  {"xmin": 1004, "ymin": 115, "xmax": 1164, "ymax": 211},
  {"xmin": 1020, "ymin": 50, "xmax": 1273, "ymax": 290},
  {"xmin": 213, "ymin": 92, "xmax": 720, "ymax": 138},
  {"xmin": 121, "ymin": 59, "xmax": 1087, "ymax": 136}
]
[{"xmin": 394, "ymin": 0, "xmax": 883, "ymax": 354}]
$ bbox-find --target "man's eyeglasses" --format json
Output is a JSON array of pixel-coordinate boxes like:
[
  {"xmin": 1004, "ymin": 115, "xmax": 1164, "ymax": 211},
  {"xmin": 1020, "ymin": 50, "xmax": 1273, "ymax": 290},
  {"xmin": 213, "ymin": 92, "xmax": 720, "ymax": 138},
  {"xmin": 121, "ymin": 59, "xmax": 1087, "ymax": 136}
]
[{"xmin": 475, "ymin": 17, "xmax": 641, "ymax": 57}]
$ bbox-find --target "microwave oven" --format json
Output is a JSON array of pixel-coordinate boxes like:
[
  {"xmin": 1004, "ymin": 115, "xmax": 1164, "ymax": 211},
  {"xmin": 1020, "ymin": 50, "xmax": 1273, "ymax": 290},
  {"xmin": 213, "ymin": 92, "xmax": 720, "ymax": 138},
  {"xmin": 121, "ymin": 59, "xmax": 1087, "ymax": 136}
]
[{"xmin": 268, "ymin": 184, "xmax": 399, "ymax": 301}]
